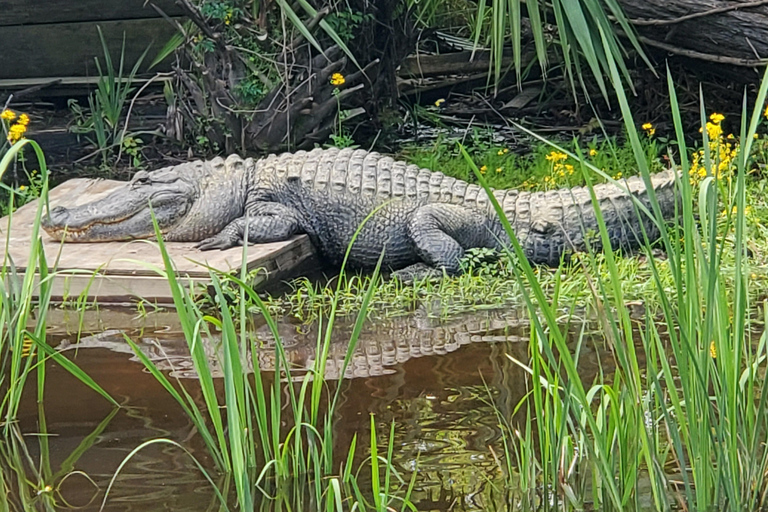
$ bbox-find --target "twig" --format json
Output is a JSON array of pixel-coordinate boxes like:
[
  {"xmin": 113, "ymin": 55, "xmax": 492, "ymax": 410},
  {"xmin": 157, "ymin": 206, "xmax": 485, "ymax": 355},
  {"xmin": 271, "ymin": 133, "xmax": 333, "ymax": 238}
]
[
  {"xmin": 116, "ymin": 73, "xmax": 174, "ymax": 164},
  {"xmin": 174, "ymin": 0, "xmax": 220, "ymax": 42},
  {"xmin": 634, "ymin": 34, "xmax": 767, "ymax": 67},
  {"xmin": 1, "ymin": 80, "xmax": 62, "ymax": 104},
  {"xmin": 627, "ymin": 0, "xmax": 768, "ymax": 26}
]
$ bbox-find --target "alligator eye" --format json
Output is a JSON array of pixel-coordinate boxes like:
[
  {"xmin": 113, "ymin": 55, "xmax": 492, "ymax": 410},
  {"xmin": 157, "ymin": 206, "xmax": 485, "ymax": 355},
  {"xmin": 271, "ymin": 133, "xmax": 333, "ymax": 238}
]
[{"xmin": 132, "ymin": 171, "xmax": 151, "ymax": 186}]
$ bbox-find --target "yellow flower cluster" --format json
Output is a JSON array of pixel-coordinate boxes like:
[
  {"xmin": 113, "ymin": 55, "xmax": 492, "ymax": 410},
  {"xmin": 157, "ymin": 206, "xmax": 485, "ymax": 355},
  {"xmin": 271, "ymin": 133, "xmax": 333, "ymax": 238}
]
[
  {"xmin": 545, "ymin": 150, "xmax": 567, "ymax": 162},
  {"xmin": 689, "ymin": 113, "xmax": 736, "ymax": 185},
  {"xmin": 557, "ymin": 164, "xmax": 575, "ymax": 177},
  {"xmin": 3, "ymin": 110, "xmax": 30, "ymax": 144},
  {"xmin": 330, "ymin": 73, "xmax": 345, "ymax": 86},
  {"xmin": 642, "ymin": 122, "xmax": 656, "ymax": 136},
  {"xmin": 497, "ymin": 148, "xmax": 509, "ymax": 156},
  {"xmin": 544, "ymin": 151, "xmax": 574, "ymax": 185},
  {"xmin": 721, "ymin": 204, "xmax": 753, "ymax": 218},
  {"xmin": 699, "ymin": 118, "xmax": 723, "ymax": 139},
  {"xmin": 479, "ymin": 165, "xmax": 487, "ymax": 174}
]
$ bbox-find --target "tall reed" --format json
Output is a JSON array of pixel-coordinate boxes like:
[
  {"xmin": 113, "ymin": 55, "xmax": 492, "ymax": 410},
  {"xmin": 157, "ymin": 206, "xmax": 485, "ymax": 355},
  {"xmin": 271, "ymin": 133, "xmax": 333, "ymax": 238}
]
[
  {"xmin": 0, "ymin": 140, "xmax": 116, "ymax": 429},
  {"xmin": 118, "ymin": 207, "xmax": 415, "ymax": 510},
  {"xmin": 472, "ymin": 46, "xmax": 768, "ymax": 510}
]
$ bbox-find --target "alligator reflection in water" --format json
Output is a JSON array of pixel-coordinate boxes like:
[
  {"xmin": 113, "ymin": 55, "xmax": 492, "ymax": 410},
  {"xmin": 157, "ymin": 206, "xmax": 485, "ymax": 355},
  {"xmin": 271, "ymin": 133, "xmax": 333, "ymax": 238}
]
[
  {"xmin": 26, "ymin": 309, "xmax": 607, "ymax": 511},
  {"xmin": 57, "ymin": 309, "xmax": 532, "ymax": 380}
]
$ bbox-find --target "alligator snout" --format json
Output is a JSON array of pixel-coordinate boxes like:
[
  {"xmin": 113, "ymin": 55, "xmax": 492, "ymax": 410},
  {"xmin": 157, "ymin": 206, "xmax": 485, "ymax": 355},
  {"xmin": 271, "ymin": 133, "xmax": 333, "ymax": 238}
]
[{"xmin": 41, "ymin": 206, "xmax": 69, "ymax": 229}]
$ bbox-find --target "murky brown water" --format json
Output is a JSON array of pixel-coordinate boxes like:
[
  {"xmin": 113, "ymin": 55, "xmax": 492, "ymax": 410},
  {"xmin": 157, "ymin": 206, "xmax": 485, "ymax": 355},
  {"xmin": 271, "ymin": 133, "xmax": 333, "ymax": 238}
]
[{"xmin": 8, "ymin": 307, "xmax": 607, "ymax": 511}]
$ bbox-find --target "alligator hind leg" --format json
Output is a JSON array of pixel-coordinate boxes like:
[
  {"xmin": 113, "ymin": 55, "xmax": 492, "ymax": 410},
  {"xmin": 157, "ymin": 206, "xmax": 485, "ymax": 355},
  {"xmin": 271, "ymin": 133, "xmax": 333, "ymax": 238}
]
[
  {"xmin": 196, "ymin": 203, "xmax": 302, "ymax": 250},
  {"xmin": 393, "ymin": 203, "xmax": 493, "ymax": 280}
]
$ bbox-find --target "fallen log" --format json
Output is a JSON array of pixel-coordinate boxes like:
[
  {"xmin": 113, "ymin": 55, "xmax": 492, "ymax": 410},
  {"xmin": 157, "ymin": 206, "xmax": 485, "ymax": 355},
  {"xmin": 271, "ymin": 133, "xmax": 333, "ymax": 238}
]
[{"xmin": 618, "ymin": 0, "xmax": 768, "ymax": 66}]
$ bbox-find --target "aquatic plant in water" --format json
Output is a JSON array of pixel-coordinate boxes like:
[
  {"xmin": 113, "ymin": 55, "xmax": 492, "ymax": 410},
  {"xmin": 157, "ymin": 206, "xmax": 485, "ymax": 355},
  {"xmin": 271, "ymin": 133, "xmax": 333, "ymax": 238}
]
[{"xmin": 473, "ymin": 55, "xmax": 768, "ymax": 510}]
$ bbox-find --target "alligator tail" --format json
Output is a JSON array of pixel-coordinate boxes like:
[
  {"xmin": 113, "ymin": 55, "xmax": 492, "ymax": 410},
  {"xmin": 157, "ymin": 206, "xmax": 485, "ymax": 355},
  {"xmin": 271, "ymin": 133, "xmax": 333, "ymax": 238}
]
[{"xmin": 496, "ymin": 170, "xmax": 680, "ymax": 266}]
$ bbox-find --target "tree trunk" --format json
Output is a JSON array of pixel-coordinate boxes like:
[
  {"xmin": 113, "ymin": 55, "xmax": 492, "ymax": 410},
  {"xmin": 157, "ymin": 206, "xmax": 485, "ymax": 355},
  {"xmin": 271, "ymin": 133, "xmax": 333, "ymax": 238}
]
[{"xmin": 617, "ymin": 0, "xmax": 768, "ymax": 66}]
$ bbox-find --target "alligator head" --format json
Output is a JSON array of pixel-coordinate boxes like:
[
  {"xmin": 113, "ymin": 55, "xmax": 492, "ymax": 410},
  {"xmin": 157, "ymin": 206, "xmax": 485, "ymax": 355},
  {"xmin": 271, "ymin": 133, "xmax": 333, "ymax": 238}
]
[{"xmin": 41, "ymin": 158, "xmax": 246, "ymax": 243}]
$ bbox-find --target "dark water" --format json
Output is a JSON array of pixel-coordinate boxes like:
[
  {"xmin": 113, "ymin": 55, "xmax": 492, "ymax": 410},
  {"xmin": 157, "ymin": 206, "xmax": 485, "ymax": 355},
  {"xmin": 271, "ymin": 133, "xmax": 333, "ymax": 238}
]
[{"xmin": 8, "ymin": 307, "xmax": 606, "ymax": 511}]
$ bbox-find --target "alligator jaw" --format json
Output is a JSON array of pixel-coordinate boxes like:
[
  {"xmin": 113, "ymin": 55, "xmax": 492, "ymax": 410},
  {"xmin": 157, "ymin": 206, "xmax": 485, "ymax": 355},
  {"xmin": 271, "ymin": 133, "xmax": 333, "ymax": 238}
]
[{"xmin": 41, "ymin": 175, "xmax": 196, "ymax": 242}]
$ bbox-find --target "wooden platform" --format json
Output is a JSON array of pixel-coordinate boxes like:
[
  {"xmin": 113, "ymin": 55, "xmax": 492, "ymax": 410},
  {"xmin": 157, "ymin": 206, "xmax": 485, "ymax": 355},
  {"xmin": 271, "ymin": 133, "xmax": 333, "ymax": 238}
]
[
  {"xmin": 0, "ymin": 179, "xmax": 315, "ymax": 303},
  {"xmin": 0, "ymin": 0, "xmax": 183, "ymax": 81}
]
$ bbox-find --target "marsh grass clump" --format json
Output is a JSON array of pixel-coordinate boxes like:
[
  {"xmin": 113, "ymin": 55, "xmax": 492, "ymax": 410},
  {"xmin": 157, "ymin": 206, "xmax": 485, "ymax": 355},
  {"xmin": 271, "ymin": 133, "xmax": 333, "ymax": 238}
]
[{"xmin": 478, "ymin": 56, "xmax": 768, "ymax": 510}]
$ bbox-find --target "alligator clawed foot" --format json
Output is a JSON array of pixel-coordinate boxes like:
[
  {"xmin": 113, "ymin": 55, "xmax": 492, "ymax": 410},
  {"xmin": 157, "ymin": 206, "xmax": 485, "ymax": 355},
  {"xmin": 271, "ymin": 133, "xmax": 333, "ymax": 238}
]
[
  {"xmin": 195, "ymin": 234, "xmax": 238, "ymax": 251},
  {"xmin": 391, "ymin": 263, "xmax": 444, "ymax": 284}
]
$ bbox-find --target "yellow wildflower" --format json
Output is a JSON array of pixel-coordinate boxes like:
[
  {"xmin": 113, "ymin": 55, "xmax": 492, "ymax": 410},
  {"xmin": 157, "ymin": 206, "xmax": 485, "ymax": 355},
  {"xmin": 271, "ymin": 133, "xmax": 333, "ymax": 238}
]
[
  {"xmin": 7, "ymin": 123, "xmax": 26, "ymax": 143},
  {"xmin": 18, "ymin": 113, "xmax": 29, "ymax": 126},
  {"xmin": 479, "ymin": 165, "xmax": 487, "ymax": 174},
  {"xmin": 754, "ymin": 133, "xmax": 760, "ymax": 139},
  {"xmin": 0, "ymin": 109, "xmax": 15, "ymax": 121},
  {"xmin": 564, "ymin": 164, "xmax": 574, "ymax": 174},
  {"xmin": 764, "ymin": 104, "xmax": 768, "ymax": 119},
  {"xmin": 641, "ymin": 122, "xmax": 656, "ymax": 136},
  {"xmin": 702, "ymin": 121, "xmax": 722, "ymax": 139},
  {"xmin": 614, "ymin": 171, "xmax": 623, "ymax": 179},
  {"xmin": 497, "ymin": 148, "xmax": 509, "ymax": 156},
  {"xmin": 722, "ymin": 205, "xmax": 753, "ymax": 217},
  {"xmin": 710, "ymin": 341, "xmax": 717, "ymax": 359},
  {"xmin": 18, "ymin": 185, "xmax": 26, "ymax": 191},
  {"xmin": 545, "ymin": 151, "xmax": 567, "ymax": 163},
  {"xmin": 330, "ymin": 73, "xmax": 345, "ymax": 86},
  {"xmin": 495, "ymin": 167, "xmax": 502, "ymax": 173},
  {"xmin": 589, "ymin": 148, "xmax": 597, "ymax": 157},
  {"xmin": 710, "ymin": 112, "xmax": 725, "ymax": 124}
]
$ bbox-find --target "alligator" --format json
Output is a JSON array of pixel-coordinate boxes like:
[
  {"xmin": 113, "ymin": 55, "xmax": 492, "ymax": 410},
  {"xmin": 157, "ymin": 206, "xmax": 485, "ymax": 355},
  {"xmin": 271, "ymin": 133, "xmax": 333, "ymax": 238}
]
[
  {"xmin": 57, "ymin": 309, "xmax": 532, "ymax": 380},
  {"xmin": 41, "ymin": 147, "xmax": 679, "ymax": 275}
]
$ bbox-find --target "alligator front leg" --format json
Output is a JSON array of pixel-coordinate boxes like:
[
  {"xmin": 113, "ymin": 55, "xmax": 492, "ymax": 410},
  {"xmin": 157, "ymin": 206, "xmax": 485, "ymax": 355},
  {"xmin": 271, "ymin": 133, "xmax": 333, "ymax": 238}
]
[
  {"xmin": 196, "ymin": 203, "xmax": 302, "ymax": 250},
  {"xmin": 393, "ymin": 203, "xmax": 495, "ymax": 280}
]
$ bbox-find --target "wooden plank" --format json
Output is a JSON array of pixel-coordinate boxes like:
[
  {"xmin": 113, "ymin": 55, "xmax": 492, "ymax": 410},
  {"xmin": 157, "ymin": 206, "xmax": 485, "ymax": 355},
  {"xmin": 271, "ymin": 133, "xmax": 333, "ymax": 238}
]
[
  {"xmin": 0, "ymin": 178, "xmax": 316, "ymax": 303},
  {"xmin": 0, "ymin": 76, "xmax": 172, "ymax": 88},
  {"xmin": 398, "ymin": 50, "xmax": 514, "ymax": 78},
  {"xmin": 0, "ymin": 0, "xmax": 183, "ymax": 26},
  {"xmin": 0, "ymin": 18, "xmax": 181, "ymax": 79}
]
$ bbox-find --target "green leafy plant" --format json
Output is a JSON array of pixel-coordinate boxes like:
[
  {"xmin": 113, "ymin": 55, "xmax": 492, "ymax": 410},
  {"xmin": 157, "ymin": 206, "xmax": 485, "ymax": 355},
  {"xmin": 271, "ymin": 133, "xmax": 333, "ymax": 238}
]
[{"xmin": 69, "ymin": 27, "xmax": 150, "ymax": 169}]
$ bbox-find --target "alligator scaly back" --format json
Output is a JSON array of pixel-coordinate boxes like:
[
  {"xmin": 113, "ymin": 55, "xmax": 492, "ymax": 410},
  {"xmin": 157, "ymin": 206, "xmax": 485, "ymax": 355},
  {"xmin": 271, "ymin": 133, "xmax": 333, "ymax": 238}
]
[
  {"xmin": 42, "ymin": 147, "xmax": 679, "ymax": 273},
  {"xmin": 251, "ymin": 148, "xmax": 679, "ymax": 266}
]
